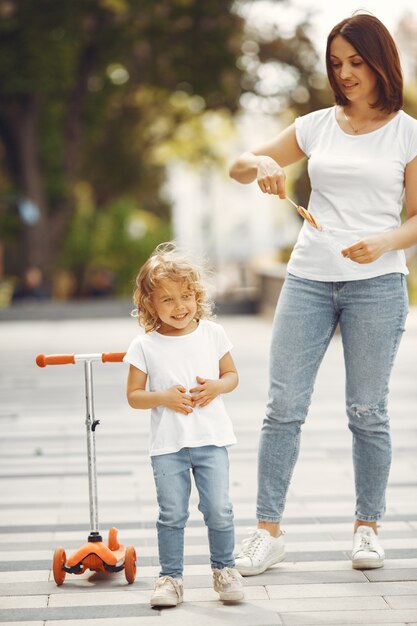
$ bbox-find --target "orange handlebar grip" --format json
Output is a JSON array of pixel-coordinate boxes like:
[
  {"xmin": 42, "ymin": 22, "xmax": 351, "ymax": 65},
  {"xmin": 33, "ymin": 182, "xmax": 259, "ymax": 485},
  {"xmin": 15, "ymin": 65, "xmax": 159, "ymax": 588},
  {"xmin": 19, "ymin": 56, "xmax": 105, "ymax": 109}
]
[
  {"xmin": 101, "ymin": 352, "xmax": 126, "ymax": 363},
  {"xmin": 36, "ymin": 354, "xmax": 76, "ymax": 367}
]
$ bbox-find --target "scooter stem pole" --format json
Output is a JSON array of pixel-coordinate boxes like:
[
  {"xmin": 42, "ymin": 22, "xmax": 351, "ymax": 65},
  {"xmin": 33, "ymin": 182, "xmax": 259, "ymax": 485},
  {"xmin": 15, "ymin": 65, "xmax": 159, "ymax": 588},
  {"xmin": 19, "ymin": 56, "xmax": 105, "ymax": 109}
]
[{"xmin": 84, "ymin": 360, "xmax": 99, "ymax": 533}]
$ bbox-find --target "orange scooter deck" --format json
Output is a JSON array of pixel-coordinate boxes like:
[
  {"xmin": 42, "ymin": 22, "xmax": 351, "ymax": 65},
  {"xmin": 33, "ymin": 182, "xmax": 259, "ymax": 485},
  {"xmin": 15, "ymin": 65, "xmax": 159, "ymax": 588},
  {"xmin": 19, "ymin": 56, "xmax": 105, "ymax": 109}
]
[
  {"xmin": 67, "ymin": 541, "xmax": 125, "ymax": 571},
  {"xmin": 53, "ymin": 528, "xmax": 137, "ymax": 584}
]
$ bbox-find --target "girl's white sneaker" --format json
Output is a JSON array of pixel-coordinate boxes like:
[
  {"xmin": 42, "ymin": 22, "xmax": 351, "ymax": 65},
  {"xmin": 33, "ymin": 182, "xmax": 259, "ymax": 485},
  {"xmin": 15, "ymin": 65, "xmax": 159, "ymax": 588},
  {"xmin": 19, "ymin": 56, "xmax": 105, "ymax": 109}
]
[
  {"xmin": 150, "ymin": 576, "xmax": 184, "ymax": 607},
  {"xmin": 212, "ymin": 567, "xmax": 245, "ymax": 602}
]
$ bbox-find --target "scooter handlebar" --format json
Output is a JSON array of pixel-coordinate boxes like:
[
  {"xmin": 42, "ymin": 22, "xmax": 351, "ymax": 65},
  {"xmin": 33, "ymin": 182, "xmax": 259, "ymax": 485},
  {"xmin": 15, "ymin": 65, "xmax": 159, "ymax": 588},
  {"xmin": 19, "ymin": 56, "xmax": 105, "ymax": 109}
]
[
  {"xmin": 101, "ymin": 352, "xmax": 126, "ymax": 363},
  {"xmin": 36, "ymin": 352, "xmax": 126, "ymax": 367},
  {"xmin": 36, "ymin": 354, "xmax": 75, "ymax": 367}
]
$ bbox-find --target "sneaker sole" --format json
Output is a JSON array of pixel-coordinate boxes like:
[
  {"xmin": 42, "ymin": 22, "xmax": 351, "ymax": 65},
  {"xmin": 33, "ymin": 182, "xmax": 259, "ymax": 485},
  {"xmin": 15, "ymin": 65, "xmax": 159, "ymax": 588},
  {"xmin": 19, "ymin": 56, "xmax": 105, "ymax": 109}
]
[
  {"xmin": 236, "ymin": 551, "xmax": 286, "ymax": 577},
  {"xmin": 219, "ymin": 592, "xmax": 245, "ymax": 602},
  {"xmin": 150, "ymin": 597, "xmax": 183, "ymax": 607},
  {"xmin": 352, "ymin": 558, "xmax": 384, "ymax": 570}
]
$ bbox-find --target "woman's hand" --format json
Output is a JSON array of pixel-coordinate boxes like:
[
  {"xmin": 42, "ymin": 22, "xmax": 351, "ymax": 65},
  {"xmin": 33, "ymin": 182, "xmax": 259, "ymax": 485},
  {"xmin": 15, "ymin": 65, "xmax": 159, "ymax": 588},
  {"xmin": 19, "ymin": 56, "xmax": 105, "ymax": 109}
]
[
  {"xmin": 342, "ymin": 234, "xmax": 390, "ymax": 264},
  {"xmin": 190, "ymin": 376, "xmax": 221, "ymax": 408},
  {"xmin": 256, "ymin": 156, "xmax": 286, "ymax": 198}
]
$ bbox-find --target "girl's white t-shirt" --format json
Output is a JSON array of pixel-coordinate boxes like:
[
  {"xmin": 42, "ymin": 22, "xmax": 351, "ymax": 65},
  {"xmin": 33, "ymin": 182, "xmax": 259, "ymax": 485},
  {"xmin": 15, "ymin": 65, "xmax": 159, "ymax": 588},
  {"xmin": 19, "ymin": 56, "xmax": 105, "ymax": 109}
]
[
  {"xmin": 288, "ymin": 106, "xmax": 417, "ymax": 281},
  {"xmin": 123, "ymin": 319, "xmax": 237, "ymax": 457}
]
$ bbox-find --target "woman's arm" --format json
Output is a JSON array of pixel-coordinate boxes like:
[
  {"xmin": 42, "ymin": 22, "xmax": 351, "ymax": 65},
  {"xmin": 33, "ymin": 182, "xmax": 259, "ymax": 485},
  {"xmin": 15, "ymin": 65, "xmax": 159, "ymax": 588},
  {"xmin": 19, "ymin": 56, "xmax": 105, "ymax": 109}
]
[
  {"xmin": 126, "ymin": 364, "xmax": 193, "ymax": 415},
  {"xmin": 387, "ymin": 155, "xmax": 417, "ymax": 249},
  {"xmin": 229, "ymin": 124, "xmax": 305, "ymax": 198},
  {"xmin": 342, "ymin": 155, "xmax": 417, "ymax": 264}
]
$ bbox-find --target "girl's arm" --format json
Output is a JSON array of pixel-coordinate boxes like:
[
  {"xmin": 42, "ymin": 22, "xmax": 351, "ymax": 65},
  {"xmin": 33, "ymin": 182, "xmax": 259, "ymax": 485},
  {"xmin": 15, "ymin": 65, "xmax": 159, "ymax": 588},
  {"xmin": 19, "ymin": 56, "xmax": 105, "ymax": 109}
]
[
  {"xmin": 342, "ymin": 155, "xmax": 417, "ymax": 264},
  {"xmin": 190, "ymin": 352, "xmax": 238, "ymax": 408},
  {"xmin": 126, "ymin": 364, "xmax": 193, "ymax": 415},
  {"xmin": 217, "ymin": 351, "xmax": 239, "ymax": 394},
  {"xmin": 229, "ymin": 124, "xmax": 305, "ymax": 198}
]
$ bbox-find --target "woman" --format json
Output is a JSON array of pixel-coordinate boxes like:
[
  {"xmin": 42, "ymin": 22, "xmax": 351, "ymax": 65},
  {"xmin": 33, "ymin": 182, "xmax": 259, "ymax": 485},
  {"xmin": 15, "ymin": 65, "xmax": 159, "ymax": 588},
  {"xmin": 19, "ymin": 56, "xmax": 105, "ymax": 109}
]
[{"xmin": 229, "ymin": 13, "xmax": 417, "ymax": 575}]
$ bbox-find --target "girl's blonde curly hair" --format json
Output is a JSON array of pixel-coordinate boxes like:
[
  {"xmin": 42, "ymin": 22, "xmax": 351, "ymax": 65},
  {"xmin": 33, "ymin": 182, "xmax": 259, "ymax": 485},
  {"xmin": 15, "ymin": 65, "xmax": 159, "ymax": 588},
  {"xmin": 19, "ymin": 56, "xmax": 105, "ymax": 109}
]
[{"xmin": 132, "ymin": 242, "xmax": 214, "ymax": 332}]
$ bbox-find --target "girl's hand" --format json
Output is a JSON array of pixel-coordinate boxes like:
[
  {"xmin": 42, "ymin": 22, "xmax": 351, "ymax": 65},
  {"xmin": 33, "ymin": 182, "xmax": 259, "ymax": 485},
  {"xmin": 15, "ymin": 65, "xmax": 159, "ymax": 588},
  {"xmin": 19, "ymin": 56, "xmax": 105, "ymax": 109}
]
[
  {"xmin": 190, "ymin": 376, "xmax": 221, "ymax": 408},
  {"xmin": 342, "ymin": 234, "xmax": 390, "ymax": 264},
  {"xmin": 256, "ymin": 156, "xmax": 286, "ymax": 198},
  {"xmin": 162, "ymin": 386, "xmax": 193, "ymax": 415}
]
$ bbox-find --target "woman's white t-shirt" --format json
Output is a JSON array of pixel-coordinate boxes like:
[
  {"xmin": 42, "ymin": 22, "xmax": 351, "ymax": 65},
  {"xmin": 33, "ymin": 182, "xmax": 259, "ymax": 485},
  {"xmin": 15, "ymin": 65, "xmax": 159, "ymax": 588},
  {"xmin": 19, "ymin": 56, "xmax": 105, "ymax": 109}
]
[
  {"xmin": 123, "ymin": 319, "xmax": 237, "ymax": 457},
  {"xmin": 288, "ymin": 106, "xmax": 417, "ymax": 281}
]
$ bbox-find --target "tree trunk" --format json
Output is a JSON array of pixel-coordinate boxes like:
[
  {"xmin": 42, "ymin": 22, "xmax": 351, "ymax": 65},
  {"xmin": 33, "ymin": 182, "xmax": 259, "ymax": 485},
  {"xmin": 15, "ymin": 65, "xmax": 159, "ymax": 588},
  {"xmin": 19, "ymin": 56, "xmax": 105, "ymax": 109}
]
[
  {"xmin": 2, "ymin": 68, "xmax": 92, "ymax": 276},
  {"xmin": 6, "ymin": 95, "xmax": 52, "ymax": 271}
]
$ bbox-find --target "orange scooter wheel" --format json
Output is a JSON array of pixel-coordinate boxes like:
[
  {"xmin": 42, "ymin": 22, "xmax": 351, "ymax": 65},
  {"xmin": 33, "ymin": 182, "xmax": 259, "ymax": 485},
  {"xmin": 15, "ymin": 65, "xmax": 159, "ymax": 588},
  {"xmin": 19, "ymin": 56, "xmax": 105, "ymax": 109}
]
[
  {"xmin": 108, "ymin": 527, "xmax": 119, "ymax": 551},
  {"xmin": 124, "ymin": 545, "xmax": 137, "ymax": 584},
  {"xmin": 53, "ymin": 547, "xmax": 67, "ymax": 586}
]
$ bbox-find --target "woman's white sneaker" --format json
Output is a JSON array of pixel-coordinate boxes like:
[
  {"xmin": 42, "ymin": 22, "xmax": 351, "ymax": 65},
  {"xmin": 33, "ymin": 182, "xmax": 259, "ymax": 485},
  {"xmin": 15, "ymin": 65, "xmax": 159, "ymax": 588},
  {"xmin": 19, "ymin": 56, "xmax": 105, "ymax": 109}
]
[
  {"xmin": 150, "ymin": 576, "xmax": 184, "ymax": 607},
  {"xmin": 212, "ymin": 567, "xmax": 245, "ymax": 602},
  {"xmin": 352, "ymin": 526, "xmax": 384, "ymax": 569},
  {"xmin": 235, "ymin": 528, "xmax": 286, "ymax": 576}
]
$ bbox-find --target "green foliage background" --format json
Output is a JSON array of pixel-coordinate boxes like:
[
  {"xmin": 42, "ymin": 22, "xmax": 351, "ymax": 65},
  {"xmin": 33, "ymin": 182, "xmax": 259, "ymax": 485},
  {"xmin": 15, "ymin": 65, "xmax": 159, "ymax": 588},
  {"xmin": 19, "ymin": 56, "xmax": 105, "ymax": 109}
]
[{"xmin": 1, "ymin": 0, "xmax": 416, "ymax": 301}]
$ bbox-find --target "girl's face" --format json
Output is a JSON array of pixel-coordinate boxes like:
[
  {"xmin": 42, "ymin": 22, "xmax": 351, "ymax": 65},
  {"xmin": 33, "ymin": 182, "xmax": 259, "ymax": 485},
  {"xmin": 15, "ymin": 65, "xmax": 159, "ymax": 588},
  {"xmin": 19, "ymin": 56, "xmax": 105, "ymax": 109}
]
[
  {"xmin": 330, "ymin": 35, "xmax": 378, "ymax": 105},
  {"xmin": 151, "ymin": 278, "xmax": 197, "ymax": 335}
]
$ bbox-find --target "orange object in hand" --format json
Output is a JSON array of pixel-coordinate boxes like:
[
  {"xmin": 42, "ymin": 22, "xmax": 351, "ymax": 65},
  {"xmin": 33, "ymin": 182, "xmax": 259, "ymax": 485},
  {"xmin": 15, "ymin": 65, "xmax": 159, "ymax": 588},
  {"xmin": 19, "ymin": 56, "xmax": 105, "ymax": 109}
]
[{"xmin": 286, "ymin": 196, "xmax": 322, "ymax": 231}]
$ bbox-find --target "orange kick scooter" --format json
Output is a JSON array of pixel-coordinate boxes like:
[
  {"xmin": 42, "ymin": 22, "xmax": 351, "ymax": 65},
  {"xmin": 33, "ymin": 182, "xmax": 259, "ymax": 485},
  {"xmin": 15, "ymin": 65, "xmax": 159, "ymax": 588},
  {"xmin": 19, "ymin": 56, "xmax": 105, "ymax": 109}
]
[{"xmin": 36, "ymin": 351, "xmax": 137, "ymax": 586}]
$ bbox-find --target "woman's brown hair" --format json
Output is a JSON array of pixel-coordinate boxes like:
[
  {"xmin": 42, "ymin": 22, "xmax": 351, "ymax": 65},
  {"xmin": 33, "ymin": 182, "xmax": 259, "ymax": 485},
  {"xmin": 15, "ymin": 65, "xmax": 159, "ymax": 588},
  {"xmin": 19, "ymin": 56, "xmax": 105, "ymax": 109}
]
[{"xmin": 326, "ymin": 13, "xmax": 403, "ymax": 113}]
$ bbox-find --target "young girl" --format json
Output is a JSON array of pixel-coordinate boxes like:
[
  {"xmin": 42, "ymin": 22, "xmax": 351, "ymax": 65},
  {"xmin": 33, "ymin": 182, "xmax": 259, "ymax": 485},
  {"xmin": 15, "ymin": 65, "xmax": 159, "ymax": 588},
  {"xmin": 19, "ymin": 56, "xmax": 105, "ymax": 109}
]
[{"xmin": 124, "ymin": 242, "xmax": 244, "ymax": 607}]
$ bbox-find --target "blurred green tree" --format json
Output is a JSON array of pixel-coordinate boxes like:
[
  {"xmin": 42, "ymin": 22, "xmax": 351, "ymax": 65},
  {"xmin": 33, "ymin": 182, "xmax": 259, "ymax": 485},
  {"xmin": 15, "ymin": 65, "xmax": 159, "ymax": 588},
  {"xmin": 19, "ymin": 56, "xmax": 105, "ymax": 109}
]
[
  {"xmin": 0, "ymin": 0, "xmax": 333, "ymax": 296},
  {"xmin": 0, "ymin": 0, "xmax": 244, "ymax": 287}
]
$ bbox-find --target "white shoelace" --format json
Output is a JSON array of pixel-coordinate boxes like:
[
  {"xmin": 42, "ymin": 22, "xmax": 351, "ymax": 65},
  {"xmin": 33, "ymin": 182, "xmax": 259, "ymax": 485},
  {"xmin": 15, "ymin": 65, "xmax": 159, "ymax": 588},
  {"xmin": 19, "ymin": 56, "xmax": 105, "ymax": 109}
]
[
  {"xmin": 358, "ymin": 534, "xmax": 376, "ymax": 552},
  {"xmin": 155, "ymin": 576, "xmax": 182, "ymax": 594},
  {"xmin": 214, "ymin": 568, "xmax": 241, "ymax": 585},
  {"xmin": 240, "ymin": 532, "xmax": 265, "ymax": 558},
  {"xmin": 239, "ymin": 528, "xmax": 285, "ymax": 559}
]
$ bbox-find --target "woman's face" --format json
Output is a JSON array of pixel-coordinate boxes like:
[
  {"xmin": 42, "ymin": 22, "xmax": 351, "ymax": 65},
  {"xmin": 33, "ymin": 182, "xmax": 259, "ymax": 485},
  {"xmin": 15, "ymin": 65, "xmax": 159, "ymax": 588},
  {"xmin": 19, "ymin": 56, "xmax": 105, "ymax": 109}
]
[{"xmin": 329, "ymin": 35, "xmax": 378, "ymax": 105}]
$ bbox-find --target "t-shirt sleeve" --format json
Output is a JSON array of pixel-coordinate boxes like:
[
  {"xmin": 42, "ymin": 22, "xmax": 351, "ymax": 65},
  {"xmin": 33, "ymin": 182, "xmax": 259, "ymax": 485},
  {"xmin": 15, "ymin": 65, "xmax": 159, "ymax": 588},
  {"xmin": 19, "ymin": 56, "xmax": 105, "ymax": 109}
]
[
  {"xmin": 215, "ymin": 324, "xmax": 233, "ymax": 359},
  {"xmin": 123, "ymin": 336, "xmax": 148, "ymax": 373},
  {"xmin": 294, "ymin": 113, "xmax": 312, "ymax": 157},
  {"xmin": 406, "ymin": 118, "xmax": 417, "ymax": 164},
  {"xmin": 295, "ymin": 108, "xmax": 333, "ymax": 158}
]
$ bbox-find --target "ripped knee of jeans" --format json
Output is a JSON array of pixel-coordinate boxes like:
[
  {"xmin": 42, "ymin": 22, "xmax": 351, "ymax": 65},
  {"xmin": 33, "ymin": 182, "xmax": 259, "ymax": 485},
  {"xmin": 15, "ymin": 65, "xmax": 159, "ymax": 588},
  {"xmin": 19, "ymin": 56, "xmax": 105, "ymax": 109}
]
[{"xmin": 348, "ymin": 402, "xmax": 389, "ymax": 429}]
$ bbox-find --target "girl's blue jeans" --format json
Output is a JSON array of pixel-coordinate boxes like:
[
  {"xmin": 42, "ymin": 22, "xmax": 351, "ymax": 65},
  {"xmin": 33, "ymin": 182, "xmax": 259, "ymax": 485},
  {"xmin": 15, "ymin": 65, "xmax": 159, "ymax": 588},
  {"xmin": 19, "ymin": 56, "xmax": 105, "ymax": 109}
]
[
  {"xmin": 257, "ymin": 272, "xmax": 408, "ymax": 523},
  {"xmin": 151, "ymin": 445, "xmax": 235, "ymax": 578}
]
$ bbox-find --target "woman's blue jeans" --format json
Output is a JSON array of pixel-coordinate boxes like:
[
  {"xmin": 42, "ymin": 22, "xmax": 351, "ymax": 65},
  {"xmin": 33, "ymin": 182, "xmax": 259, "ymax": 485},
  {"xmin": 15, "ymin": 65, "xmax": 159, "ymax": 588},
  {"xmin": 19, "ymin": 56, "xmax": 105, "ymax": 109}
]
[
  {"xmin": 151, "ymin": 445, "xmax": 235, "ymax": 578},
  {"xmin": 257, "ymin": 272, "xmax": 408, "ymax": 523}
]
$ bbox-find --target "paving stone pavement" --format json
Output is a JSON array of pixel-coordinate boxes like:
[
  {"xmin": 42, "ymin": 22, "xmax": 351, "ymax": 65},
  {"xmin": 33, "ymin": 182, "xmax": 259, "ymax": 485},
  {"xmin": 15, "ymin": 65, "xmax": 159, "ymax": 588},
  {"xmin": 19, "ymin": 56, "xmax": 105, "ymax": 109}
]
[{"xmin": 0, "ymin": 307, "xmax": 417, "ymax": 626}]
